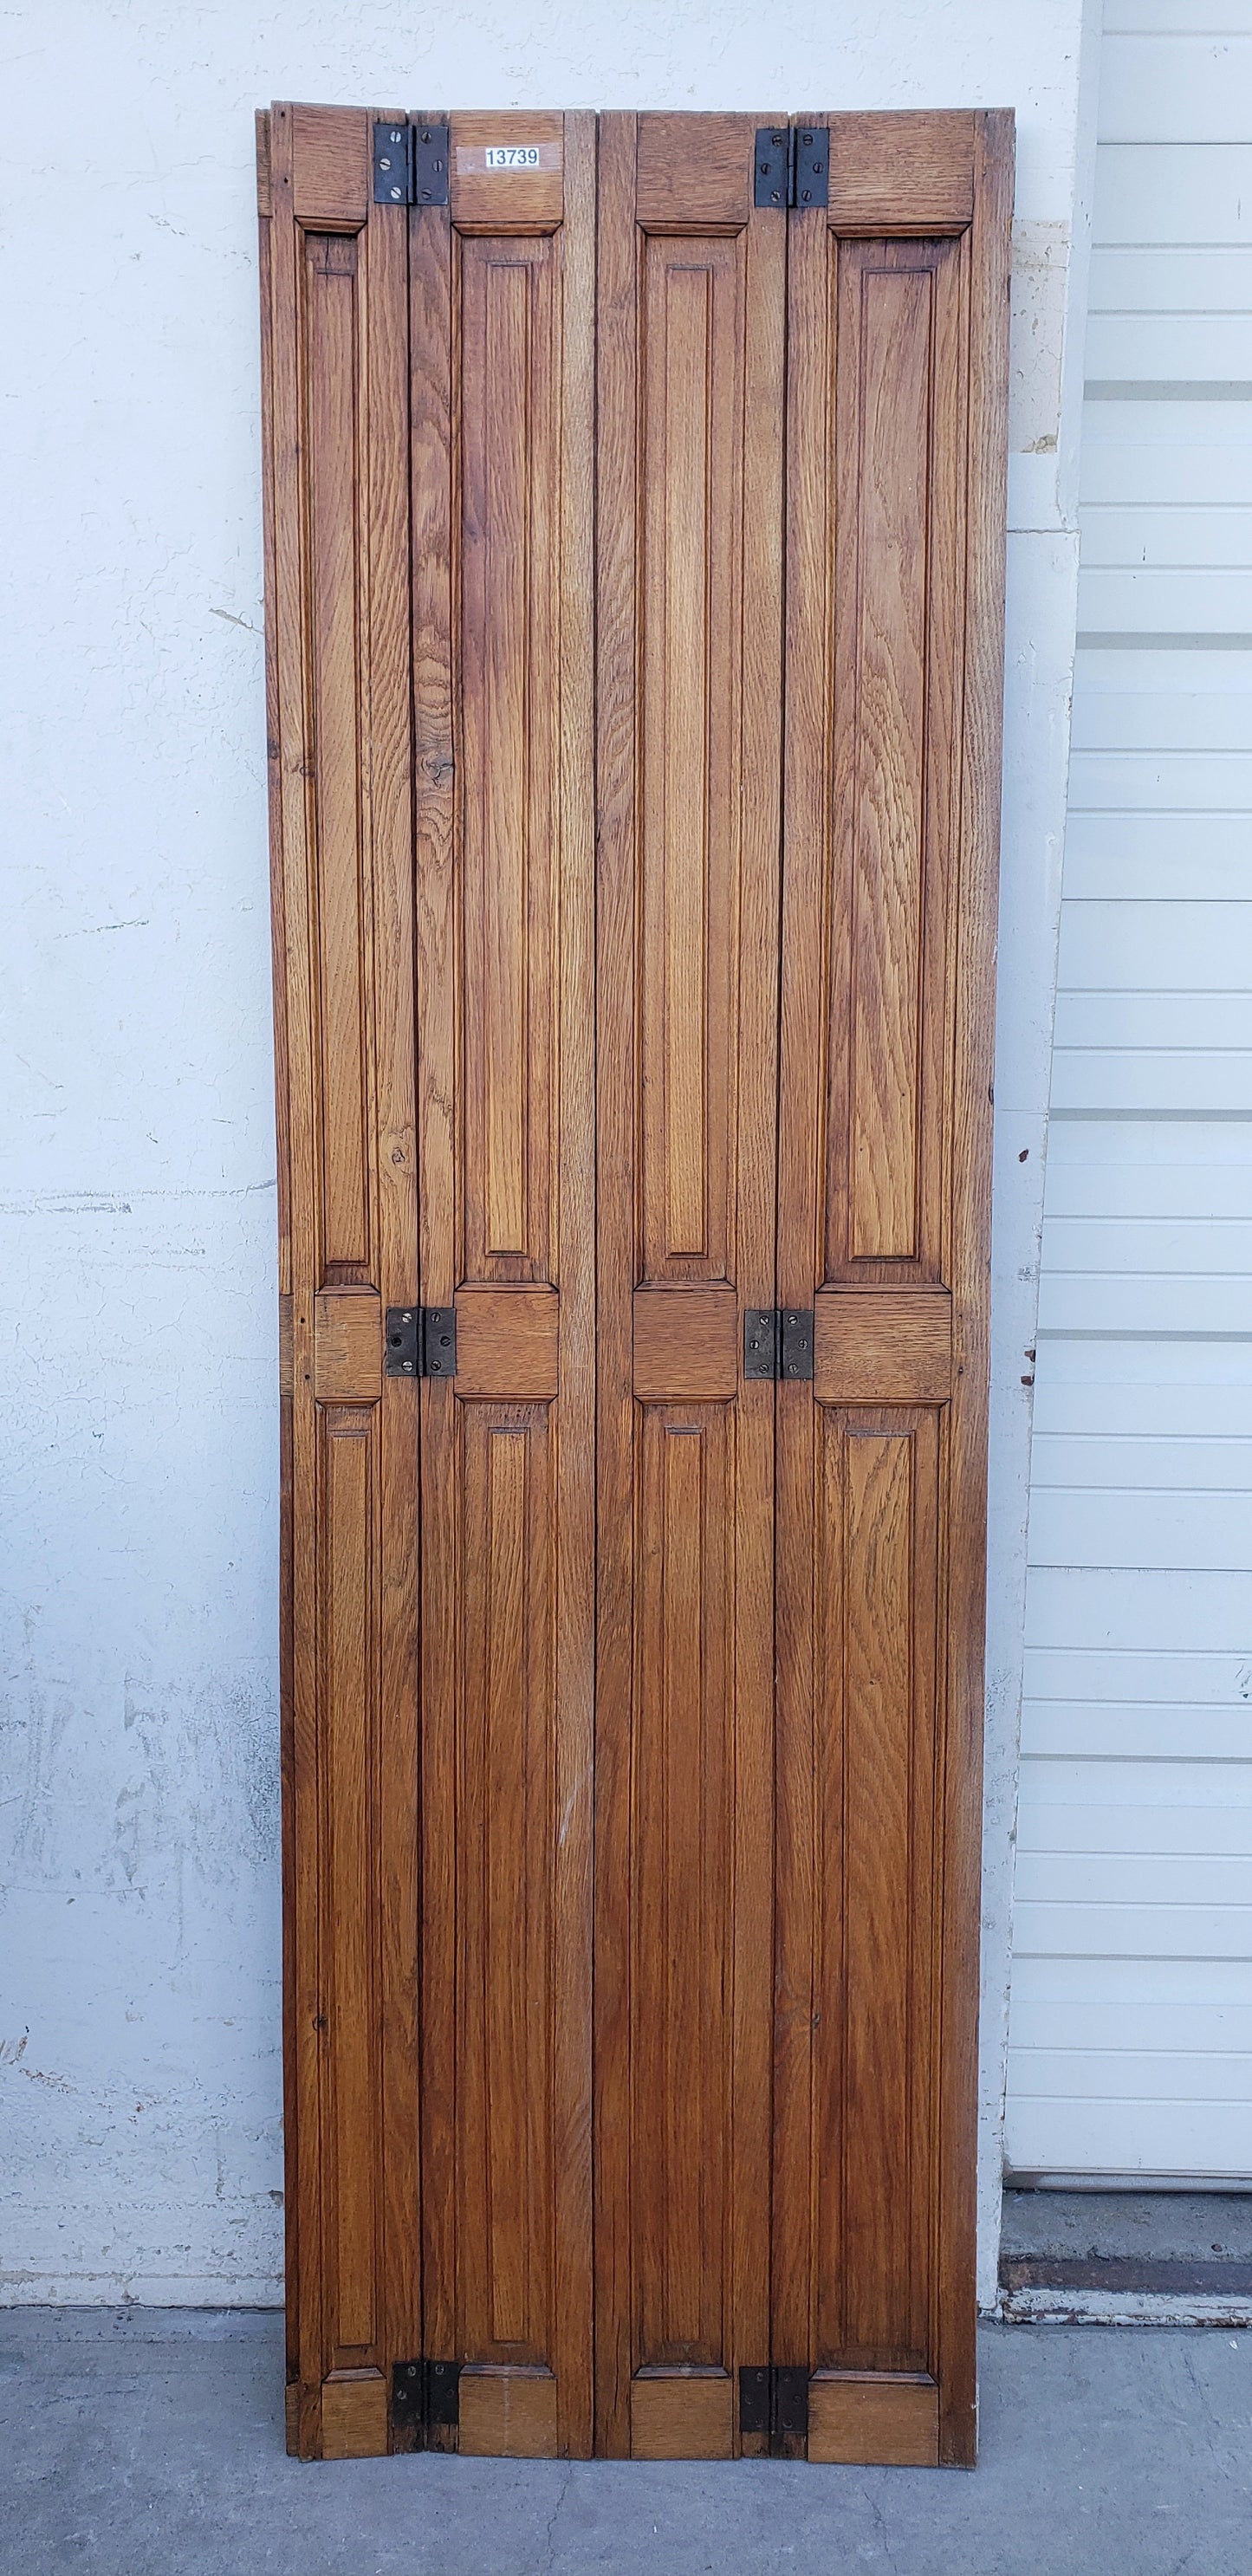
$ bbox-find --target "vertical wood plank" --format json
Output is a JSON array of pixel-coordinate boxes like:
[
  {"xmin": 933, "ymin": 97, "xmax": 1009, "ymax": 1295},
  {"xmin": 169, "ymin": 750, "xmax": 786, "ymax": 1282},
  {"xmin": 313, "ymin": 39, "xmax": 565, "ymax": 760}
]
[{"xmin": 322, "ymin": 1408, "xmax": 379, "ymax": 2357}]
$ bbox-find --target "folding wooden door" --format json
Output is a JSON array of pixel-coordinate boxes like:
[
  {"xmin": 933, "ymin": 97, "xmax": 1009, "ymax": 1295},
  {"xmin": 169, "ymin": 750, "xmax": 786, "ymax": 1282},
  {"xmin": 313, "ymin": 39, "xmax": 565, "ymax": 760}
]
[{"xmin": 257, "ymin": 100, "xmax": 1011, "ymax": 2467}]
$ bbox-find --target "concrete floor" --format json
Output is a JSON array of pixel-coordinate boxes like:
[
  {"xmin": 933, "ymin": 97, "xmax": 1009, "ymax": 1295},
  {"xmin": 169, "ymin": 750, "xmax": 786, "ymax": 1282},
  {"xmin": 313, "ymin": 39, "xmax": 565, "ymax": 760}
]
[
  {"xmin": 3, "ymin": 2309, "xmax": 1250, "ymax": 2575},
  {"xmin": 1001, "ymin": 2190, "xmax": 1252, "ymax": 2266}
]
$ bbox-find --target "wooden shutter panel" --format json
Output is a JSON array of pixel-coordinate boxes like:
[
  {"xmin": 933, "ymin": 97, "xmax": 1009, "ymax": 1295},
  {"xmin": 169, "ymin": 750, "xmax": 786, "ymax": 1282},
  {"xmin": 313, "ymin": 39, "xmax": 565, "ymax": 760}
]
[
  {"xmin": 774, "ymin": 111, "xmax": 1013, "ymax": 2469},
  {"xmin": 259, "ymin": 103, "xmax": 420, "ymax": 2461},
  {"xmin": 412, "ymin": 108, "xmax": 597, "ymax": 2465},
  {"xmin": 260, "ymin": 101, "xmax": 1012, "ymax": 2470},
  {"xmin": 594, "ymin": 113, "xmax": 787, "ymax": 2462}
]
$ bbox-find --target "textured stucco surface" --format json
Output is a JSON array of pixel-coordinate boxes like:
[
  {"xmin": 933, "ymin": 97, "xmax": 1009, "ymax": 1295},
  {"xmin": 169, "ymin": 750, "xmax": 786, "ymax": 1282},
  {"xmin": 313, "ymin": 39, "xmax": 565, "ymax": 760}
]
[{"xmin": 1, "ymin": 0, "xmax": 1096, "ymax": 2301}]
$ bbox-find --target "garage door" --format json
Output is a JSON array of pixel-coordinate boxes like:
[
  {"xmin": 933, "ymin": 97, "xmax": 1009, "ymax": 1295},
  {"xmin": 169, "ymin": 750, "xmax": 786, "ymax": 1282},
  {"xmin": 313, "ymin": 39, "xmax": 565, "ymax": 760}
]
[{"xmin": 1006, "ymin": 0, "xmax": 1252, "ymax": 2181}]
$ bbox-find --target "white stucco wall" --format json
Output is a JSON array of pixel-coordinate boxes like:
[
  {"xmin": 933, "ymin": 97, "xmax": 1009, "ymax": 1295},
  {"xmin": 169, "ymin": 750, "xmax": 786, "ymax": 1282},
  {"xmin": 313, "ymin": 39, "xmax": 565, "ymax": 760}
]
[{"xmin": 0, "ymin": 0, "xmax": 1097, "ymax": 2305}]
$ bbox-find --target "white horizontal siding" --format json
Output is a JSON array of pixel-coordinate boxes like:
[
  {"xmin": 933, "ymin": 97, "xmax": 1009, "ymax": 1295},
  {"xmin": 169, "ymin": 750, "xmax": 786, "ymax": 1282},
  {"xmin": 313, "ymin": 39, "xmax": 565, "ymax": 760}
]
[
  {"xmin": 1010, "ymin": 12, "xmax": 1252, "ymax": 2193},
  {"xmin": 1099, "ymin": 34, "xmax": 1252, "ymax": 143},
  {"xmin": 1066, "ymin": 813, "xmax": 1252, "ymax": 899},
  {"xmin": 1094, "ymin": 145, "xmax": 1252, "ymax": 243}
]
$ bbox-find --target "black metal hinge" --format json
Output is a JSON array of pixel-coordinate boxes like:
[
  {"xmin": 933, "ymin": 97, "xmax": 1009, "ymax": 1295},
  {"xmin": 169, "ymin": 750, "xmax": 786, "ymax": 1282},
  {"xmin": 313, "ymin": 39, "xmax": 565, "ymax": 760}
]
[
  {"xmin": 385, "ymin": 1306, "xmax": 457, "ymax": 1379},
  {"xmin": 391, "ymin": 2357, "xmax": 462, "ymax": 2445},
  {"xmin": 739, "ymin": 2364, "xmax": 810, "ymax": 2456},
  {"xmin": 743, "ymin": 1308, "xmax": 815, "ymax": 1381},
  {"xmin": 753, "ymin": 125, "xmax": 829, "ymax": 211},
  {"xmin": 373, "ymin": 120, "xmax": 450, "ymax": 207}
]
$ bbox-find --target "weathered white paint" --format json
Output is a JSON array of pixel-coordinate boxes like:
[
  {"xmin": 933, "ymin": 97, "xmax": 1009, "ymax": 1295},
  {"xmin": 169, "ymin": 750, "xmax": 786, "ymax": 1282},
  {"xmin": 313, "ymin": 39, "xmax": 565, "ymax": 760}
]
[
  {"xmin": 1007, "ymin": 0, "xmax": 1252, "ymax": 2184},
  {"xmin": 0, "ymin": 0, "xmax": 1096, "ymax": 2304}
]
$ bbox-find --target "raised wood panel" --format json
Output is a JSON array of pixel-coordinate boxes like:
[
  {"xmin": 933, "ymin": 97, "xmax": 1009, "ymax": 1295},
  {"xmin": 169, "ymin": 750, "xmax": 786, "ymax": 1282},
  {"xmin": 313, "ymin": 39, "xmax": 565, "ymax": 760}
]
[
  {"xmin": 635, "ymin": 114, "xmax": 753, "ymax": 230},
  {"xmin": 455, "ymin": 1285, "xmax": 559, "ymax": 1398},
  {"xmin": 824, "ymin": 238, "xmax": 963, "ymax": 1284},
  {"xmin": 291, "ymin": 103, "xmax": 370, "ymax": 228},
  {"xmin": 305, "ymin": 230, "xmax": 372, "ymax": 1276},
  {"xmin": 812, "ymin": 1410, "xmax": 940, "ymax": 2373},
  {"xmin": 632, "ymin": 1284, "xmax": 738, "ymax": 1402},
  {"xmin": 808, "ymin": 2372, "xmax": 939, "ymax": 2467},
  {"xmin": 826, "ymin": 113, "xmax": 976, "ymax": 235},
  {"xmin": 640, "ymin": 230, "xmax": 744, "ymax": 1279},
  {"xmin": 459, "ymin": 2367, "xmax": 561, "ymax": 2458},
  {"xmin": 630, "ymin": 2372, "xmax": 736, "ymax": 2460},
  {"xmin": 321, "ymin": 1406, "xmax": 381, "ymax": 2363},
  {"xmin": 313, "ymin": 1285, "xmax": 382, "ymax": 1404},
  {"xmin": 814, "ymin": 1288, "xmax": 953, "ymax": 1406},
  {"xmin": 459, "ymin": 231, "xmax": 559, "ymax": 1281},
  {"xmin": 634, "ymin": 1409, "xmax": 731, "ymax": 2367},
  {"xmin": 456, "ymin": 1406, "xmax": 555, "ymax": 2365},
  {"xmin": 451, "ymin": 110, "xmax": 564, "ymax": 230},
  {"xmin": 320, "ymin": 2370, "xmax": 389, "ymax": 2460}
]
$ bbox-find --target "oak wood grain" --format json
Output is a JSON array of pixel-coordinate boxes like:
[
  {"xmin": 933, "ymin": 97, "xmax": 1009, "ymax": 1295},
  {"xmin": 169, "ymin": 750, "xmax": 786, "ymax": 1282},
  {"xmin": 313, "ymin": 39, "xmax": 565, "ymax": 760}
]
[
  {"xmin": 451, "ymin": 109, "xmax": 563, "ymax": 231},
  {"xmin": 263, "ymin": 100, "xmax": 1012, "ymax": 2472},
  {"xmin": 459, "ymin": 2368, "xmax": 561, "ymax": 2458},
  {"xmin": 262, "ymin": 100, "xmax": 417, "ymax": 2457},
  {"xmin": 313, "ymin": 1286, "xmax": 382, "ymax": 1405},
  {"xmin": 814, "ymin": 1288, "xmax": 953, "ymax": 1407},
  {"xmin": 808, "ymin": 2372, "xmax": 939, "ymax": 2467},
  {"xmin": 320, "ymin": 2370, "xmax": 389, "ymax": 2459},
  {"xmin": 454, "ymin": 1285, "xmax": 560, "ymax": 1398},
  {"xmin": 774, "ymin": 108, "xmax": 1012, "ymax": 2468},
  {"xmin": 595, "ymin": 108, "xmax": 782, "ymax": 2458},
  {"xmin": 629, "ymin": 2373, "xmax": 735, "ymax": 2461},
  {"xmin": 826, "ymin": 113, "xmax": 976, "ymax": 235},
  {"xmin": 290, "ymin": 103, "xmax": 370, "ymax": 228},
  {"xmin": 415, "ymin": 107, "xmax": 596, "ymax": 2460},
  {"xmin": 635, "ymin": 114, "xmax": 753, "ymax": 230},
  {"xmin": 632, "ymin": 1284, "xmax": 737, "ymax": 1402}
]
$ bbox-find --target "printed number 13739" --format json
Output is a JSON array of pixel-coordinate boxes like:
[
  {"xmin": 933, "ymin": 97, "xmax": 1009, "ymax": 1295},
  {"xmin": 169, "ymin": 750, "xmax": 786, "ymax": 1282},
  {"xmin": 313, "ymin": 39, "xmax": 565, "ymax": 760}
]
[{"xmin": 485, "ymin": 146, "xmax": 540, "ymax": 169}]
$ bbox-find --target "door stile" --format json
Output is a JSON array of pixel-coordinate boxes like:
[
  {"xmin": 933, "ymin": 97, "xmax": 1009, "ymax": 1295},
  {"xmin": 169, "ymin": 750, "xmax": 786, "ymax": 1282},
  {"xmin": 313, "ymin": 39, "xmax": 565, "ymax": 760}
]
[
  {"xmin": 408, "ymin": 123, "xmax": 457, "ymax": 2418},
  {"xmin": 550, "ymin": 112, "xmax": 599, "ymax": 2468},
  {"xmin": 594, "ymin": 111, "xmax": 787, "ymax": 2461},
  {"xmin": 260, "ymin": 103, "xmax": 421, "ymax": 2459},
  {"xmin": 934, "ymin": 109, "xmax": 1014, "ymax": 2468},
  {"xmin": 772, "ymin": 168, "xmax": 829, "ymax": 2389},
  {"xmin": 255, "ymin": 110, "xmax": 299, "ymax": 2425},
  {"xmin": 592, "ymin": 109, "xmax": 638, "ymax": 2456},
  {"xmin": 730, "ymin": 166, "xmax": 788, "ymax": 2462}
]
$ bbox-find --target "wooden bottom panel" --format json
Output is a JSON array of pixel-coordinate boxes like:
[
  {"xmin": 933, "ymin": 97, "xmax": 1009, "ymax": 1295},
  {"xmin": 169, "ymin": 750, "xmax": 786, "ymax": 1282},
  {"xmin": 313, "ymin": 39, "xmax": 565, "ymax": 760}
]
[
  {"xmin": 320, "ymin": 2371, "xmax": 390, "ymax": 2459},
  {"xmin": 459, "ymin": 2367, "xmax": 560, "ymax": 2457},
  {"xmin": 808, "ymin": 2373, "xmax": 939, "ymax": 2468},
  {"xmin": 630, "ymin": 2373, "xmax": 735, "ymax": 2460}
]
